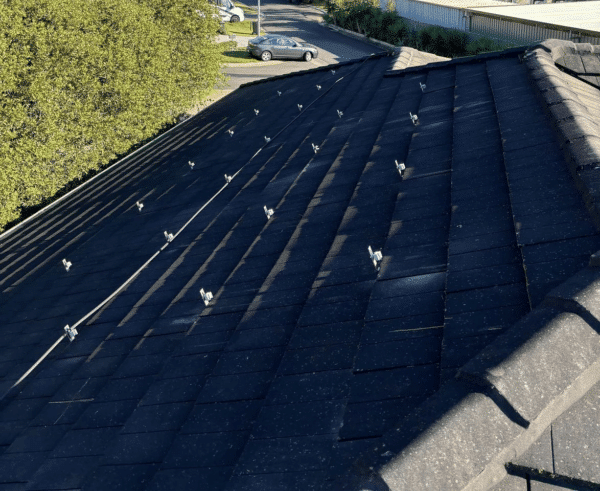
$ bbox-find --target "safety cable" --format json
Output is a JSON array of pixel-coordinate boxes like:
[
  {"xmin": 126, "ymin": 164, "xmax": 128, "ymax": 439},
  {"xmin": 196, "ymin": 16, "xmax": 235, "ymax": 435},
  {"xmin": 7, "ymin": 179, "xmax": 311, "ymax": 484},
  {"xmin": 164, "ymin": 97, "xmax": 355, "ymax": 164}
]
[{"xmin": 1, "ymin": 53, "xmax": 383, "ymax": 402}]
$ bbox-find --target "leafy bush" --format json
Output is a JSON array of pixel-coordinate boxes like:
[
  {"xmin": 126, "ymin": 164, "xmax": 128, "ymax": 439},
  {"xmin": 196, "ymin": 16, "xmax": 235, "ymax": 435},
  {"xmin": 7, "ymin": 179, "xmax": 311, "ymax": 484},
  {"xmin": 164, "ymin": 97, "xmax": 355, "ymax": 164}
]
[
  {"xmin": 0, "ymin": 0, "xmax": 225, "ymax": 232},
  {"xmin": 325, "ymin": 0, "xmax": 504, "ymax": 56},
  {"xmin": 467, "ymin": 36, "xmax": 502, "ymax": 55}
]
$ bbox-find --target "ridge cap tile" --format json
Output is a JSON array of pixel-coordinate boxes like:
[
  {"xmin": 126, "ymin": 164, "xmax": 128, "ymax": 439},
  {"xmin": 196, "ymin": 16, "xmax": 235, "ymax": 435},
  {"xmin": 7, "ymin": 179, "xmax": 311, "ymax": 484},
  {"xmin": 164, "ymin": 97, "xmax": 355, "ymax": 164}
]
[
  {"xmin": 344, "ymin": 379, "xmax": 524, "ymax": 491},
  {"xmin": 458, "ymin": 303, "xmax": 600, "ymax": 423}
]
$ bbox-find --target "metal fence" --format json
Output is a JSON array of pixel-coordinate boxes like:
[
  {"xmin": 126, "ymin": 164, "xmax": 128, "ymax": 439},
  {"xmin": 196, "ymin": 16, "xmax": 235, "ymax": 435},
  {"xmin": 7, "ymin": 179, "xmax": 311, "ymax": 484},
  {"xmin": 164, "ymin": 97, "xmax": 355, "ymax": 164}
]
[
  {"xmin": 390, "ymin": 0, "xmax": 469, "ymax": 31},
  {"xmin": 467, "ymin": 11, "xmax": 600, "ymax": 44},
  {"xmin": 389, "ymin": 0, "xmax": 600, "ymax": 45}
]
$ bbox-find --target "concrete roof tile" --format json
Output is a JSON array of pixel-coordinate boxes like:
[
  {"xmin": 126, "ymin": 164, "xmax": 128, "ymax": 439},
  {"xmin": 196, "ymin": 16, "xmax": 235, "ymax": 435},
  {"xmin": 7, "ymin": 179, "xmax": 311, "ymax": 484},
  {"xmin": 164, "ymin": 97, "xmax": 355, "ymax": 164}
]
[
  {"xmin": 356, "ymin": 380, "xmax": 524, "ymax": 491},
  {"xmin": 459, "ymin": 306, "xmax": 600, "ymax": 423},
  {"xmin": 3, "ymin": 40, "xmax": 600, "ymax": 490}
]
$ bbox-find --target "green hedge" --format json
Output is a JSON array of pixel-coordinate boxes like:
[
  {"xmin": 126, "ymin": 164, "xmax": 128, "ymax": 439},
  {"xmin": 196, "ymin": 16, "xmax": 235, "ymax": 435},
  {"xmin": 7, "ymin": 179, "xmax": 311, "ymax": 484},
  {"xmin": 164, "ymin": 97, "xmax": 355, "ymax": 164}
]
[
  {"xmin": 325, "ymin": 0, "xmax": 506, "ymax": 58},
  {"xmin": 0, "ymin": 0, "xmax": 225, "ymax": 232}
]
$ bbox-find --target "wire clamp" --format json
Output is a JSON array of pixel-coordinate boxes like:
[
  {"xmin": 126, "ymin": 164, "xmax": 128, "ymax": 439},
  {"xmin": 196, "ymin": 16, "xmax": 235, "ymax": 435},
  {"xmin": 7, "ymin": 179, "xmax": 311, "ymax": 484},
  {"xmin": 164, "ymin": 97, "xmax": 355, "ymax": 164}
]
[
  {"xmin": 200, "ymin": 288, "xmax": 213, "ymax": 306},
  {"xmin": 64, "ymin": 325, "xmax": 78, "ymax": 342},
  {"xmin": 264, "ymin": 205, "xmax": 274, "ymax": 220}
]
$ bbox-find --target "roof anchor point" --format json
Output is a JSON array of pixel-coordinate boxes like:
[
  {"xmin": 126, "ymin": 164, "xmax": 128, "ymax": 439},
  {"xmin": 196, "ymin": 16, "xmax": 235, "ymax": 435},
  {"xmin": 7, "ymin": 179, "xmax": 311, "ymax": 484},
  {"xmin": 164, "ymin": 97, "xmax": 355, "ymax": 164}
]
[
  {"xmin": 264, "ymin": 205, "xmax": 274, "ymax": 220},
  {"xmin": 337, "ymin": 109, "xmax": 343, "ymax": 118},
  {"xmin": 62, "ymin": 259, "xmax": 72, "ymax": 272},
  {"xmin": 277, "ymin": 90, "xmax": 282, "ymax": 96},
  {"xmin": 316, "ymin": 85, "xmax": 321, "ymax": 90},
  {"xmin": 420, "ymin": 82, "xmax": 426, "ymax": 92},
  {"xmin": 312, "ymin": 143, "xmax": 320, "ymax": 154},
  {"xmin": 409, "ymin": 112, "xmax": 419, "ymax": 125},
  {"xmin": 298, "ymin": 104, "xmax": 303, "ymax": 111},
  {"xmin": 200, "ymin": 288, "xmax": 213, "ymax": 306},
  {"xmin": 331, "ymin": 69, "xmax": 335, "ymax": 75},
  {"xmin": 188, "ymin": 160, "xmax": 195, "ymax": 169},
  {"xmin": 64, "ymin": 324, "xmax": 78, "ymax": 342},
  {"xmin": 254, "ymin": 109, "xmax": 259, "ymax": 115},
  {"xmin": 395, "ymin": 160, "xmax": 406, "ymax": 178},
  {"xmin": 368, "ymin": 246, "xmax": 383, "ymax": 272},
  {"xmin": 164, "ymin": 231, "xmax": 174, "ymax": 242},
  {"xmin": 136, "ymin": 201, "xmax": 144, "ymax": 212},
  {"xmin": 225, "ymin": 174, "xmax": 233, "ymax": 183},
  {"xmin": 264, "ymin": 136, "xmax": 271, "ymax": 143},
  {"xmin": 227, "ymin": 129, "xmax": 234, "ymax": 137}
]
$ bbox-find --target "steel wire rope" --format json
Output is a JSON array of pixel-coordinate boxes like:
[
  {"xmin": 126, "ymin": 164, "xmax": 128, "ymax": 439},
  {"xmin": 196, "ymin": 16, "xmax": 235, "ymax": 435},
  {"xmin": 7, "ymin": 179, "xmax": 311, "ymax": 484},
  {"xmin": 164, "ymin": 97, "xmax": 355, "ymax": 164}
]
[{"xmin": 1, "ymin": 53, "xmax": 383, "ymax": 401}]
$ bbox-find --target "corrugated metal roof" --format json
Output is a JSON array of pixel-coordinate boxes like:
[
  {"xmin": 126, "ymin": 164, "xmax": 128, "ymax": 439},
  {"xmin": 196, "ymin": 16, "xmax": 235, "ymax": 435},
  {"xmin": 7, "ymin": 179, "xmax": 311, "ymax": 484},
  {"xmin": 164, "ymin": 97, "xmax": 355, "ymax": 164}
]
[{"xmin": 468, "ymin": 1, "xmax": 600, "ymax": 32}]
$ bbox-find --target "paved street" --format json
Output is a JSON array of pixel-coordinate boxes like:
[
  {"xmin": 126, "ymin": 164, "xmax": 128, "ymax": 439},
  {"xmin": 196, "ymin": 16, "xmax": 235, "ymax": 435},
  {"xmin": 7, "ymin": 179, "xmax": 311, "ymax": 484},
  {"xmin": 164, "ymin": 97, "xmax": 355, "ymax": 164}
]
[{"xmin": 222, "ymin": 1, "xmax": 380, "ymax": 90}]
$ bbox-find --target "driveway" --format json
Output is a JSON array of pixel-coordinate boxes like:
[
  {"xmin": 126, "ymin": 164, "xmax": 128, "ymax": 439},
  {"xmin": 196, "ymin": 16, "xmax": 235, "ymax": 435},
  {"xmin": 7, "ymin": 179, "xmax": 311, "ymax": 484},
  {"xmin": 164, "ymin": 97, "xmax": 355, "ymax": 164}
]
[{"xmin": 222, "ymin": 1, "xmax": 381, "ymax": 90}]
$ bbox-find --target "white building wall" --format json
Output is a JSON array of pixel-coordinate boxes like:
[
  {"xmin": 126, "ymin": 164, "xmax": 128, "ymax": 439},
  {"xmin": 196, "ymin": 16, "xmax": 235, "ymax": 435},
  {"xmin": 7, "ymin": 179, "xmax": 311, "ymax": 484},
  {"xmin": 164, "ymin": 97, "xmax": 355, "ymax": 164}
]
[
  {"xmin": 393, "ymin": 0, "xmax": 468, "ymax": 31},
  {"xmin": 468, "ymin": 13, "xmax": 600, "ymax": 44}
]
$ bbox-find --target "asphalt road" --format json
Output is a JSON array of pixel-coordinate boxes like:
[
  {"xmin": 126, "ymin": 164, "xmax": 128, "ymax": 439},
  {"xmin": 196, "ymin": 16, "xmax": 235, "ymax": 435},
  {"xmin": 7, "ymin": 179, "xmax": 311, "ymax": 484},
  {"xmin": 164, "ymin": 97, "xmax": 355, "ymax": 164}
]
[{"xmin": 222, "ymin": 1, "xmax": 380, "ymax": 90}]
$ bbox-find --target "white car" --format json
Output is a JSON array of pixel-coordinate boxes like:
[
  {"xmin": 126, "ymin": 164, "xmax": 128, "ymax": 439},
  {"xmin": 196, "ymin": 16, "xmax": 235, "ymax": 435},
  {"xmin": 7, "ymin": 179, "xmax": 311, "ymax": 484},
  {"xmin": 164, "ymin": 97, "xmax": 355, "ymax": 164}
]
[{"xmin": 210, "ymin": 0, "xmax": 244, "ymax": 22}]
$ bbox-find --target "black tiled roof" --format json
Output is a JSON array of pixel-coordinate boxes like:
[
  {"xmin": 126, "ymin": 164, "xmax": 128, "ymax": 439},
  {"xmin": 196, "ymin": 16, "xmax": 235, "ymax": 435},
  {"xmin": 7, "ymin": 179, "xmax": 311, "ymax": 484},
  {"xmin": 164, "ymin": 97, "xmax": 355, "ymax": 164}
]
[{"xmin": 2, "ymin": 41, "xmax": 600, "ymax": 490}]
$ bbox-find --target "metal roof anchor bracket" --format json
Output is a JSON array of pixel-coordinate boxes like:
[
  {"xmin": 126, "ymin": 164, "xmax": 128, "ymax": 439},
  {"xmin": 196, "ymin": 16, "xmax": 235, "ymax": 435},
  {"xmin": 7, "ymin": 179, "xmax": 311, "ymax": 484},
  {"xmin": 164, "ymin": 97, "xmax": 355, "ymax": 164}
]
[
  {"xmin": 264, "ymin": 206, "xmax": 274, "ymax": 220},
  {"xmin": 64, "ymin": 324, "xmax": 78, "ymax": 342},
  {"xmin": 420, "ymin": 82, "xmax": 426, "ymax": 92},
  {"xmin": 228, "ymin": 129, "xmax": 234, "ymax": 137},
  {"xmin": 254, "ymin": 108, "xmax": 259, "ymax": 115},
  {"xmin": 298, "ymin": 104, "xmax": 303, "ymax": 111},
  {"xmin": 409, "ymin": 112, "xmax": 419, "ymax": 125},
  {"xmin": 368, "ymin": 245, "xmax": 383, "ymax": 272},
  {"xmin": 316, "ymin": 85, "xmax": 321, "ymax": 90},
  {"xmin": 225, "ymin": 174, "xmax": 233, "ymax": 183},
  {"xmin": 395, "ymin": 160, "xmax": 406, "ymax": 178},
  {"xmin": 164, "ymin": 231, "xmax": 174, "ymax": 243},
  {"xmin": 277, "ymin": 90, "xmax": 282, "ymax": 96},
  {"xmin": 264, "ymin": 136, "xmax": 271, "ymax": 143},
  {"xmin": 200, "ymin": 288, "xmax": 213, "ymax": 306},
  {"xmin": 62, "ymin": 259, "xmax": 72, "ymax": 272},
  {"xmin": 188, "ymin": 161, "xmax": 195, "ymax": 170},
  {"xmin": 312, "ymin": 143, "xmax": 320, "ymax": 154},
  {"xmin": 337, "ymin": 109, "xmax": 343, "ymax": 118},
  {"xmin": 136, "ymin": 201, "xmax": 144, "ymax": 212}
]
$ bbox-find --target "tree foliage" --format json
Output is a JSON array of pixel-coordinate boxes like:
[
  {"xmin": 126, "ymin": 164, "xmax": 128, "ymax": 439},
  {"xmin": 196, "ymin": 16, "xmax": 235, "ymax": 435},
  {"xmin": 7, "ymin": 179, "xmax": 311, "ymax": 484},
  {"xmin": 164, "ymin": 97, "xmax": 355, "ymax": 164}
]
[{"xmin": 0, "ymin": 0, "xmax": 224, "ymax": 231}]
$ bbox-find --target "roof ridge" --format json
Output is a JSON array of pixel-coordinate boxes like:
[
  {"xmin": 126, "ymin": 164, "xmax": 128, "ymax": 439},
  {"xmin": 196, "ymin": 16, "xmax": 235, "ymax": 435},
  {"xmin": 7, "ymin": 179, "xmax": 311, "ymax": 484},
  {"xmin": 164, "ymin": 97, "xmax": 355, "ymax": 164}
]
[
  {"xmin": 525, "ymin": 40, "xmax": 600, "ymax": 228},
  {"xmin": 339, "ymin": 41, "xmax": 600, "ymax": 491},
  {"xmin": 342, "ymin": 258, "xmax": 600, "ymax": 491}
]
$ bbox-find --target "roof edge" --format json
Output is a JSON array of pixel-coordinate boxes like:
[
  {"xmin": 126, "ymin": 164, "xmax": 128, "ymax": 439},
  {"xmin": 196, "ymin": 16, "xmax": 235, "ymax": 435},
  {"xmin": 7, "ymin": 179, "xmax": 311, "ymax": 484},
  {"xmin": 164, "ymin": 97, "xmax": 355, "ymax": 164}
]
[
  {"xmin": 0, "ymin": 106, "xmax": 203, "ymax": 243},
  {"xmin": 385, "ymin": 46, "xmax": 526, "ymax": 77},
  {"xmin": 238, "ymin": 53, "xmax": 390, "ymax": 90}
]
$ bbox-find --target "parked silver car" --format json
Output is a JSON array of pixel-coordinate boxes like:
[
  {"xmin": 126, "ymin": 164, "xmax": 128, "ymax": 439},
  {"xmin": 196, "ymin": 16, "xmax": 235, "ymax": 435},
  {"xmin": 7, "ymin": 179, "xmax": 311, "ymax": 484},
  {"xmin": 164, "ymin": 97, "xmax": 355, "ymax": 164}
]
[{"xmin": 247, "ymin": 34, "xmax": 319, "ymax": 62}]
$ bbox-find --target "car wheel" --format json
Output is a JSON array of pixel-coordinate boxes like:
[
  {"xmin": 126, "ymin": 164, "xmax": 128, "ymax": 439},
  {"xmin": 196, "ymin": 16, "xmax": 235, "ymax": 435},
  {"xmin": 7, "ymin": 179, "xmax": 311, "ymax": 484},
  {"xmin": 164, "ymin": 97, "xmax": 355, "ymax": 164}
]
[
  {"xmin": 230, "ymin": 15, "xmax": 240, "ymax": 22},
  {"xmin": 303, "ymin": 51, "xmax": 312, "ymax": 62},
  {"xmin": 261, "ymin": 51, "xmax": 272, "ymax": 61}
]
